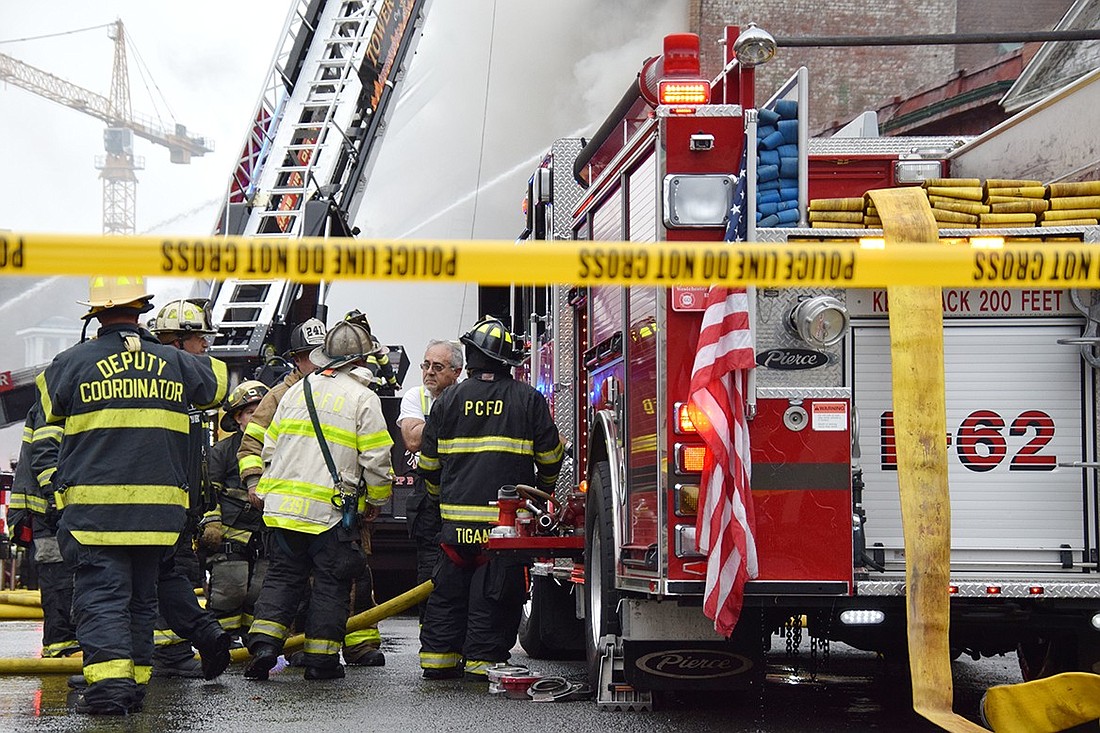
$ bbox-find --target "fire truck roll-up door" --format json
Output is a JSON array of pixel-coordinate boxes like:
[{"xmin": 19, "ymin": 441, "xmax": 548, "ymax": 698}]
[{"xmin": 850, "ymin": 313, "xmax": 1096, "ymax": 576}]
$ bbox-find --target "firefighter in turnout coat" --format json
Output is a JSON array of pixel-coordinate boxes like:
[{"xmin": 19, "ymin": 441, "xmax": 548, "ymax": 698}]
[
  {"xmin": 236, "ymin": 318, "xmax": 386, "ymax": 664},
  {"xmin": 13, "ymin": 403, "xmax": 78, "ymax": 659},
  {"xmin": 417, "ymin": 317, "xmax": 563, "ymax": 679},
  {"xmin": 146, "ymin": 297, "xmax": 233, "ymax": 680},
  {"xmin": 244, "ymin": 321, "xmax": 393, "ymax": 681},
  {"xmin": 237, "ymin": 318, "xmax": 327, "ymax": 507},
  {"xmin": 39, "ymin": 276, "xmax": 228, "ymax": 715},
  {"xmin": 201, "ymin": 380, "xmax": 270, "ymax": 638}
]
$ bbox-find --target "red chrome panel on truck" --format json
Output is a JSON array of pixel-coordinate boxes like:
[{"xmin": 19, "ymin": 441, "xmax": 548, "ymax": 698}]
[
  {"xmin": 750, "ymin": 398, "xmax": 853, "ymax": 588},
  {"xmin": 808, "ymin": 155, "xmax": 945, "ymax": 200}
]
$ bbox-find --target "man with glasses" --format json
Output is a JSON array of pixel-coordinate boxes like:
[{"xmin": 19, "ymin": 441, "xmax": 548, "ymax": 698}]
[{"xmin": 397, "ymin": 340, "xmax": 463, "ymax": 618}]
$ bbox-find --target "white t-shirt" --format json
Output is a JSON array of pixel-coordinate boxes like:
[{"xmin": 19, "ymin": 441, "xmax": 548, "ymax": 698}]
[{"xmin": 397, "ymin": 385, "xmax": 433, "ymax": 426}]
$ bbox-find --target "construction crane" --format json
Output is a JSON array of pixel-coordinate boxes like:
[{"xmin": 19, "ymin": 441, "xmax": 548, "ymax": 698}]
[{"xmin": 0, "ymin": 19, "xmax": 213, "ymax": 234}]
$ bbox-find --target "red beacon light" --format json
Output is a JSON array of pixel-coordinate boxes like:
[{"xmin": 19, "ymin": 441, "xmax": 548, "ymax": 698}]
[{"xmin": 642, "ymin": 33, "xmax": 711, "ymax": 108}]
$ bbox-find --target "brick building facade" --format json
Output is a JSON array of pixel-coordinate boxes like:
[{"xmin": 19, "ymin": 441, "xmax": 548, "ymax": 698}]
[{"xmin": 689, "ymin": 0, "xmax": 1073, "ymax": 132}]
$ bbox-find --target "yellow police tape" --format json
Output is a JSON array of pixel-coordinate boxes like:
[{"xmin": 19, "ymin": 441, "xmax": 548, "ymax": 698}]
[{"xmin": 1, "ymin": 230, "xmax": 1099, "ymax": 287}]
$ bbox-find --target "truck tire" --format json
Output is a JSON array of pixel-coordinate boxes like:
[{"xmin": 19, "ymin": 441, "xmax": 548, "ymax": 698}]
[
  {"xmin": 584, "ymin": 459, "xmax": 620, "ymax": 688},
  {"xmin": 518, "ymin": 576, "xmax": 584, "ymax": 660},
  {"xmin": 1017, "ymin": 636, "xmax": 1075, "ymax": 681}
]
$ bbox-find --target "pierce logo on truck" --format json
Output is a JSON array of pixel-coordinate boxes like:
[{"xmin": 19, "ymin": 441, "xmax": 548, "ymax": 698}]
[
  {"xmin": 635, "ymin": 649, "xmax": 753, "ymax": 679},
  {"xmin": 756, "ymin": 348, "xmax": 830, "ymax": 370}
]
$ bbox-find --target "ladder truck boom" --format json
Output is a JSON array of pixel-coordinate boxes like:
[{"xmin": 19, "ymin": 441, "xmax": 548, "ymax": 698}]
[{"xmin": 209, "ymin": 0, "xmax": 430, "ymax": 371}]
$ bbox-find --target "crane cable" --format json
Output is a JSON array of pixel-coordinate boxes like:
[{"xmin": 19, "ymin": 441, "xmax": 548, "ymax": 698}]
[
  {"xmin": 459, "ymin": 0, "xmax": 498, "ymax": 334},
  {"xmin": 467, "ymin": 0, "xmax": 497, "ymax": 240},
  {"xmin": 126, "ymin": 32, "xmax": 179, "ymax": 130},
  {"xmin": 0, "ymin": 23, "xmax": 112, "ymax": 46}
]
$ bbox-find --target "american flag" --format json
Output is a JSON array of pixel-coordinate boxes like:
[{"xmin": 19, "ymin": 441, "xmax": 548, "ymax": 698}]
[{"xmin": 688, "ymin": 144, "xmax": 758, "ymax": 637}]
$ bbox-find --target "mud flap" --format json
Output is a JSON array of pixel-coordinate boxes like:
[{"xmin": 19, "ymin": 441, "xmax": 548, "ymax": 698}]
[{"xmin": 619, "ymin": 612, "xmax": 763, "ymax": 693}]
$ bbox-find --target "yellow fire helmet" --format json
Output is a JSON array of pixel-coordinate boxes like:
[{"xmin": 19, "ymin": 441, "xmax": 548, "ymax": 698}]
[
  {"xmin": 220, "ymin": 379, "xmax": 270, "ymax": 432},
  {"xmin": 78, "ymin": 275, "xmax": 154, "ymax": 320},
  {"xmin": 151, "ymin": 298, "xmax": 218, "ymax": 336}
]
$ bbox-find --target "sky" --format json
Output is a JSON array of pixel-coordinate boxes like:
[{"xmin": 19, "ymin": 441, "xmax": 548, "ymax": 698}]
[{"xmin": 0, "ymin": 0, "xmax": 690, "ymax": 455}]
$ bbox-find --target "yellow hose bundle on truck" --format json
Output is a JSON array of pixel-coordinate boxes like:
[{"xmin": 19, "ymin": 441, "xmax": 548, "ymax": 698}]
[{"xmin": 0, "ymin": 592, "xmax": 43, "ymax": 607}]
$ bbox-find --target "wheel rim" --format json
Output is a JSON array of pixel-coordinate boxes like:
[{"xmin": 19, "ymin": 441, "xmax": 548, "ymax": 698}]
[{"xmin": 588, "ymin": 523, "xmax": 603, "ymax": 650}]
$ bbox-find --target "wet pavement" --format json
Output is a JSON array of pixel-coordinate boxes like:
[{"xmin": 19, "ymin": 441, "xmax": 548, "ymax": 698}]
[{"xmin": 0, "ymin": 615, "xmax": 1023, "ymax": 732}]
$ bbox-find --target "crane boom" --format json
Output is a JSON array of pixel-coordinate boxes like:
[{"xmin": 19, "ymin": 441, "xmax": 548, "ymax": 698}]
[
  {"xmin": 0, "ymin": 49, "xmax": 212, "ymax": 161},
  {"xmin": 0, "ymin": 19, "xmax": 214, "ymax": 235}
]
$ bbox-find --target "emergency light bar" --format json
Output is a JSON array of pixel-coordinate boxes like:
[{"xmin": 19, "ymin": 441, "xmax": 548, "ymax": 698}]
[{"xmin": 658, "ymin": 80, "xmax": 710, "ymax": 105}]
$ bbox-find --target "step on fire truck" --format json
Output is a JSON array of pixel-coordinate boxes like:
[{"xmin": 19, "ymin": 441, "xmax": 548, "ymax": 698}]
[{"xmin": 485, "ymin": 26, "xmax": 1100, "ymax": 709}]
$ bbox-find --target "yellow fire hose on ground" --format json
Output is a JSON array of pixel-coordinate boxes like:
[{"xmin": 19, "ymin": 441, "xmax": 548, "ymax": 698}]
[
  {"xmin": 872, "ymin": 187, "xmax": 1100, "ymax": 732},
  {"xmin": 0, "ymin": 604, "xmax": 43, "ymax": 619},
  {"xmin": 228, "ymin": 579, "xmax": 433, "ymax": 663},
  {"xmin": 0, "ymin": 580, "xmax": 432, "ymax": 675},
  {"xmin": 0, "ymin": 591, "xmax": 42, "ymax": 605}
]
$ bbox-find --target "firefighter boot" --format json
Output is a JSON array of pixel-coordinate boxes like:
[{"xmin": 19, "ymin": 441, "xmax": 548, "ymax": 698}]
[
  {"xmin": 198, "ymin": 632, "xmax": 232, "ymax": 680},
  {"xmin": 344, "ymin": 644, "xmax": 385, "ymax": 667},
  {"xmin": 152, "ymin": 656, "xmax": 203, "ymax": 678},
  {"xmin": 74, "ymin": 693, "xmax": 130, "ymax": 716},
  {"xmin": 304, "ymin": 659, "xmax": 346, "ymax": 680},
  {"xmin": 422, "ymin": 666, "xmax": 464, "ymax": 680},
  {"xmin": 243, "ymin": 643, "xmax": 280, "ymax": 681}
]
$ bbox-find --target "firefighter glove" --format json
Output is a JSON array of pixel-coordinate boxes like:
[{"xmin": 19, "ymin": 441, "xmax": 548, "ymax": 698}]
[{"xmin": 245, "ymin": 475, "xmax": 263, "ymax": 510}]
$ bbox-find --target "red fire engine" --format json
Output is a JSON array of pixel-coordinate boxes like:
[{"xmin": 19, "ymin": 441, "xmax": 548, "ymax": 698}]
[{"xmin": 485, "ymin": 25, "xmax": 1100, "ymax": 710}]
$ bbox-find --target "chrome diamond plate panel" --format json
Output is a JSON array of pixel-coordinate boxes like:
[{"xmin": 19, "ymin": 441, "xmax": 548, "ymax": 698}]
[
  {"xmin": 757, "ymin": 387, "xmax": 851, "ymax": 400},
  {"xmin": 755, "ymin": 287, "xmax": 845, "ymax": 389},
  {"xmin": 551, "ymin": 139, "xmax": 585, "ymax": 241},
  {"xmin": 807, "ymin": 136, "xmax": 973, "ymax": 156},
  {"xmin": 550, "ymin": 139, "xmax": 585, "ymax": 496},
  {"xmin": 857, "ymin": 579, "xmax": 1100, "ymax": 599}
]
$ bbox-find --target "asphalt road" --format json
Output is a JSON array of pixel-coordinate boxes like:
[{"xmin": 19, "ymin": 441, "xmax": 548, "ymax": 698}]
[{"xmin": 0, "ymin": 615, "xmax": 1029, "ymax": 732}]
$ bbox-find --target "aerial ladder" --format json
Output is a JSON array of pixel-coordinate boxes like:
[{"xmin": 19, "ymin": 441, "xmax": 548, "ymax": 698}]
[
  {"xmin": 0, "ymin": 0, "xmax": 429, "ymax": 423},
  {"xmin": 0, "ymin": 19, "xmax": 213, "ymax": 234},
  {"xmin": 208, "ymin": 0, "xmax": 431, "ymax": 378}
]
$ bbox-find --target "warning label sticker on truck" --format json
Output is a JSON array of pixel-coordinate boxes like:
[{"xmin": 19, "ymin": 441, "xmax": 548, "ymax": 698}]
[{"xmin": 812, "ymin": 401, "xmax": 848, "ymax": 432}]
